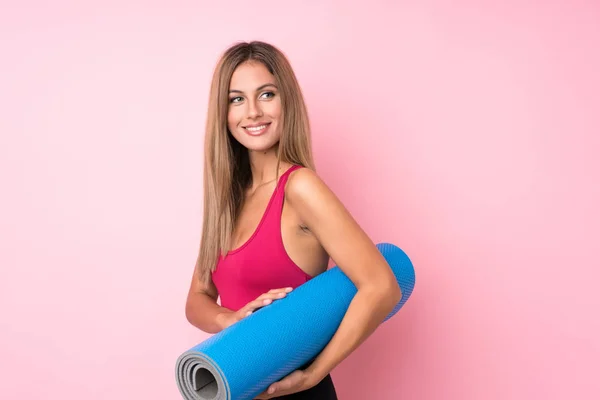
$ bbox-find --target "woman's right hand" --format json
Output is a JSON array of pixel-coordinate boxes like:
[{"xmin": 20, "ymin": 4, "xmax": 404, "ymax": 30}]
[{"xmin": 218, "ymin": 287, "xmax": 293, "ymax": 331}]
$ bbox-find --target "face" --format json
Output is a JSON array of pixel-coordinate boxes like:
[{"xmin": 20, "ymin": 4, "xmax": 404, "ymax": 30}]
[{"xmin": 227, "ymin": 61, "xmax": 282, "ymax": 152}]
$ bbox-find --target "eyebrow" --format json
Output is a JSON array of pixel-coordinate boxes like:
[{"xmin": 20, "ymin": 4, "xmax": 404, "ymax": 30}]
[{"xmin": 229, "ymin": 83, "xmax": 278, "ymax": 94}]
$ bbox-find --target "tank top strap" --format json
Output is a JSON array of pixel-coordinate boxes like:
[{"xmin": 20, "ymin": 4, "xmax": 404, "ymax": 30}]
[
  {"xmin": 277, "ymin": 164, "xmax": 303, "ymax": 191},
  {"xmin": 260, "ymin": 164, "xmax": 303, "ymax": 228}
]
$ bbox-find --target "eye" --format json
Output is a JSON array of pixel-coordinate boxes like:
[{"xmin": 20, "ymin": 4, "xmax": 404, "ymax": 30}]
[
  {"xmin": 229, "ymin": 96, "xmax": 243, "ymax": 103},
  {"xmin": 260, "ymin": 91, "xmax": 275, "ymax": 99}
]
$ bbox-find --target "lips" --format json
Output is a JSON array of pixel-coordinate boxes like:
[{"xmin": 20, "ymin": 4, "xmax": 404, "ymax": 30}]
[{"xmin": 243, "ymin": 122, "xmax": 271, "ymax": 136}]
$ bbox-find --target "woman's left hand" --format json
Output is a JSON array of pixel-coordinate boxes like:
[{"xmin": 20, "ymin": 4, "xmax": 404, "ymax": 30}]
[{"xmin": 254, "ymin": 369, "xmax": 318, "ymax": 399}]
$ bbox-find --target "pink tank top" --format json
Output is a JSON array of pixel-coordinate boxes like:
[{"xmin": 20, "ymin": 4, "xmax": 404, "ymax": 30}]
[{"xmin": 212, "ymin": 165, "xmax": 313, "ymax": 311}]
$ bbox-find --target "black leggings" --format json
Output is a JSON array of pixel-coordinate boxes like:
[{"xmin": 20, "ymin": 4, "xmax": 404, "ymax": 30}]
[{"xmin": 273, "ymin": 373, "xmax": 337, "ymax": 399}]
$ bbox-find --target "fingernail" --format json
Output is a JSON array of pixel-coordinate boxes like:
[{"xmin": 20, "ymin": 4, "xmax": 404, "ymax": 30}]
[
  {"xmin": 246, "ymin": 311, "xmax": 252, "ymax": 316},
  {"xmin": 263, "ymin": 299, "xmax": 271, "ymax": 304},
  {"xmin": 278, "ymin": 292, "xmax": 285, "ymax": 297},
  {"xmin": 285, "ymin": 287, "xmax": 293, "ymax": 292}
]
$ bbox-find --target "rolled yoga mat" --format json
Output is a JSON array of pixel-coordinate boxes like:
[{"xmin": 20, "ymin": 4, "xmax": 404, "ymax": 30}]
[{"xmin": 175, "ymin": 242, "xmax": 415, "ymax": 400}]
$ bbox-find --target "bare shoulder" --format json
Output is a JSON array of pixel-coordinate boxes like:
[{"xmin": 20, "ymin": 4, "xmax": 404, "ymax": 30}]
[
  {"xmin": 284, "ymin": 166, "xmax": 353, "ymax": 243},
  {"xmin": 285, "ymin": 167, "xmax": 334, "ymax": 205}
]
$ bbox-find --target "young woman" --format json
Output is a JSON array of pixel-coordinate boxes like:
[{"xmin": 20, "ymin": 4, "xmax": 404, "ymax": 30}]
[{"xmin": 185, "ymin": 41, "xmax": 402, "ymax": 399}]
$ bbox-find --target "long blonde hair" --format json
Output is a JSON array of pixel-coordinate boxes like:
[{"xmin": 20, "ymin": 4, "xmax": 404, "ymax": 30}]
[{"xmin": 195, "ymin": 41, "xmax": 316, "ymax": 284}]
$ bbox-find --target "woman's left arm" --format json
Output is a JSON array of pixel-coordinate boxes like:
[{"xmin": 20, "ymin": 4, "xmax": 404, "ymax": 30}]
[{"xmin": 257, "ymin": 168, "xmax": 402, "ymax": 398}]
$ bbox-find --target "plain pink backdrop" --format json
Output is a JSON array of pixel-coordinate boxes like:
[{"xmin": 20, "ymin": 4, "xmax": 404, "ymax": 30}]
[{"xmin": 1, "ymin": 1, "xmax": 598, "ymax": 399}]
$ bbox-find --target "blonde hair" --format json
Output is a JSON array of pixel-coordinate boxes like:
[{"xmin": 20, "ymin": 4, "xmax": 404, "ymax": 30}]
[{"xmin": 195, "ymin": 41, "xmax": 316, "ymax": 284}]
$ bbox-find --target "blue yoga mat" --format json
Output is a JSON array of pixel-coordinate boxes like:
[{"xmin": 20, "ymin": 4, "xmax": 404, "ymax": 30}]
[{"xmin": 175, "ymin": 242, "xmax": 415, "ymax": 400}]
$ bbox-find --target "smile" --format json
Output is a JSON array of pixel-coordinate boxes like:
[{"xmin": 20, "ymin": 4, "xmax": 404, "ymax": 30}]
[{"xmin": 243, "ymin": 123, "xmax": 271, "ymax": 136}]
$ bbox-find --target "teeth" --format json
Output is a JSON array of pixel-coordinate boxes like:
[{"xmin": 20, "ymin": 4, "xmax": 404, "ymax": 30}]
[{"xmin": 246, "ymin": 124, "xmax": 267, "ymax": 132}]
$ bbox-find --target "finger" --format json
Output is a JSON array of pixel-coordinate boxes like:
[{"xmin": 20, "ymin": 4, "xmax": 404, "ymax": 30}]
[
  {"xmin": 253, "ymin": 297, "xmax": 274, "ymax": 309},
  {"xmin": 256, "ymin": 289, "xmax": 291, "ymax": 302},
  {"xmin": 242, "ymin": 298, "xmax": 273, "ymax": 317},
  {"xmin": 244, "ymin": 288, "xmax": 294, "ymax": 317},
  {"xmin": 272, "ymin": 378, "xmax": 295, "ymax": 393},
  {"xmin": 275, "ymin": 371, "xmax": 304, "ymax": 393},
  {"xmin": 255, "ymin": 290, "xmax": 290, "ymax": 303},
  {"xmin": 266, "ymin": 380, "xmax": 282, "ymax": 395},
  {"xmin": 267, "ymin": 287, "xmax": 293, "ymax": 294}
]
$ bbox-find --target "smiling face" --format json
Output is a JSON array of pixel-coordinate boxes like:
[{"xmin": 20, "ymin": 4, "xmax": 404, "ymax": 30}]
[{"xmin": 227, "ymin": 61, "xmax": 282, "ymax": 152}]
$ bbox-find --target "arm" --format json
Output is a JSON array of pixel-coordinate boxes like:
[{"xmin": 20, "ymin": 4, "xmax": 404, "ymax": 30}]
[
  {"xmin": 185, "ymin": 266, "xmax": 295, "ymax": 334},
  {"xmin": 185, "ymin": 266, "xmax": 231, "ymax": 334},
  {"xmin": 286, "ymin": 169, "xmax": 402, "ymax": 384}
]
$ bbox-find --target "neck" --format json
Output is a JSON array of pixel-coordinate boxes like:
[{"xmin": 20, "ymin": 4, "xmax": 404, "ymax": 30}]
[{"xmin": 247, "ymin": 144, "xmax": 286, "ymax": 189}]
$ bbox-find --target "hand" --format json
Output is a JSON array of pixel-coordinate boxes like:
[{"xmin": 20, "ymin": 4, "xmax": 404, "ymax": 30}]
[
  {"xmin": 218, "ymin": 287, "xmax": 293, "ymax": 330},
  {"xmin": 254, "ymin": 369, "xmax": 318, "ymax": 399}
]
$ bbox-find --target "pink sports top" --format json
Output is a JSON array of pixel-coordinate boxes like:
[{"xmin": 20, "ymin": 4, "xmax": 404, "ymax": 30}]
[{"xmin": 211, "ymin": 164, "xmax": 313, "ymax": 311}]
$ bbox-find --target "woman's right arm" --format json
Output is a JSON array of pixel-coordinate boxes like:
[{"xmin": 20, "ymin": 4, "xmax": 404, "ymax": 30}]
[
  {"xmin": 185, "ymin": 266, "xmax": 231, "ymax": 334},
  {"xmin": 186, "ymin": 265, "xmax": 294, "ymax": 334}
]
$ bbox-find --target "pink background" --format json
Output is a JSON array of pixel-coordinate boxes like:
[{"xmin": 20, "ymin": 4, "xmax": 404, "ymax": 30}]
[{"xmin": 1, "ymin": 1, "xmax": 598, "ymax": 399}]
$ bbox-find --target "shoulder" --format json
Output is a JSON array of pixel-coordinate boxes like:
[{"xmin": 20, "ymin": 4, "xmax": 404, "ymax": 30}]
[
  {"xmin": 285, "ymin": 167, "xmax": 328, "ymax": 200},
  {"xmin": 285, "ymin": 166, "xmax": 341, "ymax": 217}
]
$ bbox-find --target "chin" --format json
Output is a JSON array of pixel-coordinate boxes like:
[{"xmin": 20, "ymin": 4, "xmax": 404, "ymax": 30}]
[
  {"xmin": 233, "ymin": 132, "xmax": 280, "ymax": 152},
  {"xmin": 245, "ymin": 140, "xmax": 279, "ymax": 152}
]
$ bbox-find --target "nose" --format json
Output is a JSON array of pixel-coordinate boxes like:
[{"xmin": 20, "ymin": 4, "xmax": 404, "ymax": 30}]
[{"xmin": 247, "ymin": 99, "xmax": 263, "ymax": 119}]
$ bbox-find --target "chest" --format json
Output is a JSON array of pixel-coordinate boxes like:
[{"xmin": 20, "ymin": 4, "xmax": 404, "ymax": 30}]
[{"xmin": 230, "ymin": 185, "xmax": 278, "ymax": 251}]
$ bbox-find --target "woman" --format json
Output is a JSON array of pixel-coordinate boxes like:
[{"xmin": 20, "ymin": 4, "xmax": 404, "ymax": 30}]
[{"xmin": 185, "ymin": 41, "xmax": 402, "ymax": 399}]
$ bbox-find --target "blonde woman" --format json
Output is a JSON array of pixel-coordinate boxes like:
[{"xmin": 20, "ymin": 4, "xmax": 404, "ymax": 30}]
[{"xmin": 185, "ymin": 41, "xmax": 402, "ymax": 399}]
